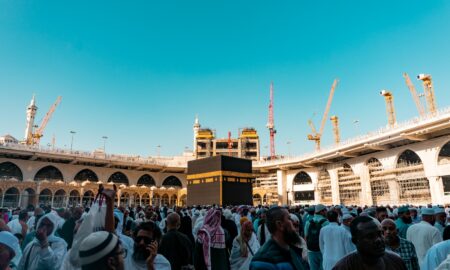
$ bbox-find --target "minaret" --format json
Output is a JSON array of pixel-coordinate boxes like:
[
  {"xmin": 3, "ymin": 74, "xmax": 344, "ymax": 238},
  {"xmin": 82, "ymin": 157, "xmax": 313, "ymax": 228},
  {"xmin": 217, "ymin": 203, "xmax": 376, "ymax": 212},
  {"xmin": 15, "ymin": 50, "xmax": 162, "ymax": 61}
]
[
  {"xmin": 193, "ymin": 115, "xmax": 200, "ymax": 156},
  {"xmin": 24, "ymin": 95, "xmax": 38, "ymax": 143}
]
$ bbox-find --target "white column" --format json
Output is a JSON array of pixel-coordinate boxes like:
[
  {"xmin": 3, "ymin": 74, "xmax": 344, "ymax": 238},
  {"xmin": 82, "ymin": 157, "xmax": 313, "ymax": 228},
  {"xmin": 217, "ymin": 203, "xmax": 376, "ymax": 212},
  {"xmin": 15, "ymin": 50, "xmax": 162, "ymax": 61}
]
[
  {"xmin": 428, "ymin": 176, "xmax": 444, "ymax": 205},
  {"xmin": 356, "ymin": 164, "xmax": 373, "ymax": 206},
  {"xmin": 387, "ymin": 180, "xmax": 400, "ymax": 205},
  {"xmin": 329, "ymin": 169, "xmax": 340, "ymax": 205},
  {"xmin": 277, "ymin": 169, "xmax": 287, "ymax": 205}
]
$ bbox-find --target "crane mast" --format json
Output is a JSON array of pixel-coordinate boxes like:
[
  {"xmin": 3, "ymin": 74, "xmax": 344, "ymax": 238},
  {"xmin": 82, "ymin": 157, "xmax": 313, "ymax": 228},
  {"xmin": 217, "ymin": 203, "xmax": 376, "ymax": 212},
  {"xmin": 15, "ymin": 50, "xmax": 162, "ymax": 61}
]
[
  {"xmin": 403, "ymin": 73, "xmax": 425, "ymax": 118},
  {"xmin": 330, "ymin": 115, "xmax": 340, "ymax": 145},
  {"xmin": 417, "ymin": 74, "xmax": 437, "ymax": 116},
  {"xmin": 31, "ymin": 96, "xmax": 62, "ymax": 145},
  {"xmin": 307, "ymin": 79, "xmax": 339, "ymax": 151},
  {"xmin": 266, "ymin": 82, "xmax": 276, "ymax": 158},
  {"xmin": 380, "ymin": 90, "xmax": 396, "ymax": 128}
]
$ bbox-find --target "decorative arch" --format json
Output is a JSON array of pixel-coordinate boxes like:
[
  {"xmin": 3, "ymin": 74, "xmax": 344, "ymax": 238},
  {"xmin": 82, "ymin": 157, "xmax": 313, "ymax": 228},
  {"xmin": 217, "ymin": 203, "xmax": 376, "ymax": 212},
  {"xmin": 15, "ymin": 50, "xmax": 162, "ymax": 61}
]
[
  {"xmin": 395, "ymin": 149, "xmax": 431, "ymax": 204},
  {"xmin": 438, "ymin": 141, "xmax": 450, "ymax": 165},
  {"xmin": 253, "ymin": 193, "xmax": 262, "ymax": 206},
  {"xmin": 293, "ymin": 171, "xmax": 312, "ymax": 185},
  {"xmin": 263, "ymin": 194, "xmax": 268, "ymax": 205},
  {"xmin": 74, "ymin": 169, "xmax": 98, "ymax": 182},
  {"xmin": 317, "ymin": 169, "xmax": 332, "ymax": 204},
  {"xmin": 108, "ymin": 172, "xmax": 129, "ymax": 186},
  {"xmin": 152, "ymin": 193, "xmax": 161, "ymax": 206},
  {"xmin": 170, "ymin": 194, "xmax": 177, "ymax": 206},
  {"xmin": 54, "ymin": 189, "xmax": 66, "ymax": 208},
  {"xmin": 38, "ymin": 189, "xmax": 53, "ymax": 206},
  {"xmin": 120, "ymin": 192, "xmax": 130, "ymax": 206},
  {"xmin": 180, "ymin": 194, "xmax": 187, "ymax": 206},
  {"xmin": 3, "ymin": 187, "xmax": 20, "ymax": 208},
  {"xmin": 137, "ymin": 174, "xmax": 156, "ymax": 187},
  {"xmin": 161, "ymin": 194, "xmax": 169, "ymax": 206},
  {"xmin": 68, "ymin": 190, "xmax": 81, "ymax": 206},
  {"xmin": 132, "ymin": 192, "xmax": 140, "ymax": 206},
  {"xmin": 22, "ymin": 188, "xmax": 36, "ymax": 208},
  {"xmin": 0, "ymin": 162, "xmax": 23, "ymax": 181},
  {"xmin": 337, "ymin": 163, "xmax": 362, "ymax": 205},
  {"xmin": 34, "ymin": 166, "xmax": 63, "ymax": 182},
  {"xmin": 162, "ymin": 176, "xmax": 182, "ymax": 188},
  {"xmin": 367, "ymin": 157, "xmax": 391, "ymax": 205},
  {"xmin": 142, "ymin": 193, "xmax": 150, "ymax": 206}
]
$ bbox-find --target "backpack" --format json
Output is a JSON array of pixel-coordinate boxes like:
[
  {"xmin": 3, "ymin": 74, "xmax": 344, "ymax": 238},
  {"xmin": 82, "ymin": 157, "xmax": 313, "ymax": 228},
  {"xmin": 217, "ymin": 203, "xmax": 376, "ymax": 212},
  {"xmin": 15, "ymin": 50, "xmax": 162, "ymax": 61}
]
[{"xmin": 306, "ymin": 219, "xmax": 326, "ymax": 252}]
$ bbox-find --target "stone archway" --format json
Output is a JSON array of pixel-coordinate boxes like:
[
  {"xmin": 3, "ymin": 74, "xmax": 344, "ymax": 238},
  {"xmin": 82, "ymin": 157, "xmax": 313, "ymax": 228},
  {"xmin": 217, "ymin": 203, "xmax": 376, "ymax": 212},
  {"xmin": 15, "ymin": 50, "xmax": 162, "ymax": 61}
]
[
  {"xmin": 396, "ymin": 149, "xmax": 431, "ymax": 204},
  {"xmin": 38, "ymin": 189, "xmax": 52, "ymax": 206},
  {"xmin": 161, "ymin": 194, "xmax": 169, "ymax": 206},
  {"xmin": 74, "ymin": 169, "xmax": 99, "ymax": 182},
  {"xmin": 367, "ymin": 157, "xmax": 391, "ymax": 205},
  {"xmin": 54, "ymin": 189, "xmax": 66, "ymax": 208},
  {"xmin": 82, "ymin": 190, "xmax": 95, "ymax": 206},
  {"xmin": 152, "ymin": 194, "xmax": 161, "ymax": 206},
  {"xmin": 0, "ymin": 162, "xmax": 23, "ymax": 181},
  {"xmin": 142, "ymin": 193, "xmax": 150, "ymax": 206},
  {"xmin": 180, "ymin": 194, "xmax": 187, "ymax": 206},
  {"xmin": 337, "ymin": 163, "xmax": 362, "ymax": 205},
  {"xmin": 162, "ymin": 176, "xmax": 182, "ymax": 188},
  {"xmin": 68, "ymin": 190, "xmax": 81, "ymax": 206},
  {"xmin": 21, "ymin": 188, "xmax": 37, "ymax": 208},
  {"xmin": 253, "ymin": 193, "xmax": 262, "ymax": 206},
  {"xmin": 170, "ymin": 194, "xmax": 177, "ymax": 207},
  {"xmin": 34, "ymin": 166, "xmax": 63, "ymax": 182},
  {"xmin": 317, "ymin": 169, "xmax": 332, "ymax": 205},
  {"xmin": 120, "ymin": 192, "xmax": 130, "ymax": 207},
  {"xmin": 108, "ymin": 172, "xmax": 129, "ymax": 186},
  {"xmin": 3, "ymin": 187, "xmax": 20, "ymax": 208}
]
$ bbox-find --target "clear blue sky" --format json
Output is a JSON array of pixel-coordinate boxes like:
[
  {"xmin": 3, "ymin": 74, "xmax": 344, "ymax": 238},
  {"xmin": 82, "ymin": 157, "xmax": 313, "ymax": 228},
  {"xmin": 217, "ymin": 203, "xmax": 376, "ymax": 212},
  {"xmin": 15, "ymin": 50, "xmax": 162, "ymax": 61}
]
[{"xmin": 1, "ymin": 1, "xmax": 450, "ymax": 157}]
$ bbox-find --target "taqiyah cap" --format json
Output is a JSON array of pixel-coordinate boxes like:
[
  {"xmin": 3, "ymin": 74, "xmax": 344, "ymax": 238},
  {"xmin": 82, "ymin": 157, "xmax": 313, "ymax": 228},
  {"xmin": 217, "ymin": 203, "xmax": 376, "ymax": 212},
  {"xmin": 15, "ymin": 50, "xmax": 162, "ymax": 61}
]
[
  {"xmin": 421, "ymin": 208, "xmax": 435, "ymax": 216},
  {"xmin": 0, "ymin": 231, "xmax": 19, "ymax": 257},
  {"xmin": 79, "ymin": 231, "xmax": 119, "ymax": 266},
  {"xmin": 315, "ymin": 204, "xmax": 326, "ymax": 213}
]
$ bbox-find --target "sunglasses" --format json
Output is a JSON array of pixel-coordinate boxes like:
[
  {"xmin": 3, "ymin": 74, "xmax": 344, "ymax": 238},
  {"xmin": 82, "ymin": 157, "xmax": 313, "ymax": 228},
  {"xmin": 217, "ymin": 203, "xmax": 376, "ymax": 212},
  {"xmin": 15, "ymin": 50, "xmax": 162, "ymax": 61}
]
[{"xmin": 135, "ymin": 236, "xmax": 154, "ymax": 245}]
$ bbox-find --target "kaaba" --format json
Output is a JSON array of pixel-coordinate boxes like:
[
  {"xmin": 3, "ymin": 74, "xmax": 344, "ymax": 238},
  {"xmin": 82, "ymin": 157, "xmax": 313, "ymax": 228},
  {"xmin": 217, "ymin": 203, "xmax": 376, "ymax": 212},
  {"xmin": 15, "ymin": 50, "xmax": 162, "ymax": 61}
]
[{"xmin": 187, "ymin": 155, "xmax": 254, "ymax": 206}]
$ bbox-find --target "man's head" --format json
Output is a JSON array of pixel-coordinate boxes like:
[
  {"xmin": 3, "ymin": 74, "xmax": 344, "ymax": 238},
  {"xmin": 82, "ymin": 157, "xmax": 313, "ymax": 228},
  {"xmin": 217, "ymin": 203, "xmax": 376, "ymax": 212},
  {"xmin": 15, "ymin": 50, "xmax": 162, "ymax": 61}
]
[
  {"xmin": 409, "ymin": 208, "xmax": 418, "ymax": 219},
  {"xmin": 376, "ymin": 207, "xmax": 388, "ymax": 222},
  {"xmin": 397, "ymin": 206, "xmax": 412, "ymax": 224},
  {"xmin": 0, "ymin": 231, "xmax": 19, "ymax": 270},
  {"xmin": 166, "ymin": 213, "xmax": 180, "ymax": 231},
  {"xmin": 73, "ymin": 207, "xmax": 83, "ymax": 221},
  {"xmin": 380, "ymin": 218, "xmax": 397, "ymax": 244},
  {"xmin": 421, "ymin": 208, "xmax": 435, "ymax": 225},
  {"xmin": 266, "ymin": 207, "xmax": 300, "ymax": 246},
  {"xmin": 315, "ymin": 204, "xmax": 327, "ymax": 217},
  {"xmin": 241, "ymin": 220, "xmax": 253, "ymax": 240},
  {"xmin": 435, "ymin": 208, "xmax": 447, "ymax": 225},
  {"xmin": 18, "ymin": 210, "xmax": 28, "ymax": 222},
  {"xmin": 342, "ymin": 214, "xmax": 354, "ymax": 227},
  {"xmin": 132, "ymin": 222, "xmax": 162, "ymax": 262},
  {"xmin": 350, "ymin": 216, "xmax": 385, "ymax": 259},
  {"xmin": 37, "ymin": 216, "xmax": 54, "ymax": 237},
  {"xmin": 326, "ymin": 210, "xmax": 338, "ymax": 223},
  {"xmin": 79, "ymin": 231, "xmax": 124, "ymax": 270},
  {"xmin": 289, "ymin": 214, "xmax": 300, "ymax": 234}
]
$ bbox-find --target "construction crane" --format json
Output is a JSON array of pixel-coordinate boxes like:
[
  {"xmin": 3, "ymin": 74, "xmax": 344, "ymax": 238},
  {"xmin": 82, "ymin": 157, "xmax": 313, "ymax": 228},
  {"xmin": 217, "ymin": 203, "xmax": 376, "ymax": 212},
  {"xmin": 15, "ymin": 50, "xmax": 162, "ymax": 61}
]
[
  {"xmin": 307, "ymin": 79, "xmax": 339, "ymax": 151},
  {"xmin": 227, "ymin": 131, "xmax": 232, "ymax": 156},
  {"xmin": 330, "ymin": 115, "xmax": 340, "ymax": 145},
  {"xmin": 266, "ymin": 82, "xmax": 276, "ymax": 158},
  {"xmin": 31, "ymin": 96, "xmax": 62, "ymax": 145},
  {"xmin": 417, "ymin": 73, "xmax": 437, "ymax": 116},
  {"xmin": 403, "ymin": 73, "xmax": 426, "ymax": 118},
  {"xmin": 380, "ymin": 90, "xmax": 396, "ymax": 128}
]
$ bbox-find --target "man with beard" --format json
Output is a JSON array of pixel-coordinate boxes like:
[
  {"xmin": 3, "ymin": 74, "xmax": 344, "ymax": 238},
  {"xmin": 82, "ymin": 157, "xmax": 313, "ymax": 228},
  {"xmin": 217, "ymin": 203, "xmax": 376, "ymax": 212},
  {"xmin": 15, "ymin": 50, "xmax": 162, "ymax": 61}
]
[
  {"xmin": 60, "ymin": 207, "xmax": 83, "ymax": 249},
  {"xmin": 332, "ymin": 216, "xmax": 407, "ymax": 270},
  {"xmin": 126, "ymin": 221, "xmax": 171, "ymax": 270},
  {"xmin": 381, "ymin": 219, "xmax": 419, "ymax": 270},
  {"xmin": 250, "ymin": 207, "xmax": 306, "ymax": 270},
  {"xmin": 395, "ymin": 206, "xmax": 412, "ymax": 239},
  {"xmin": 304, "ymin": 204, "xmax": 329, "ymax": 270},
  {"xmin": 406, "ymin": 208, "xmax": 442, "ymax": 266},
  {"xmin": 376, "ymin": 207, "xmax": 388, "ymax": 223},
  {"xmin": 434, "ymin": 207, "xmax": 447, "ymax": 235},
  {"xmin": 319, "ymin": 211, "xmax": 355, "ymax": 270}
]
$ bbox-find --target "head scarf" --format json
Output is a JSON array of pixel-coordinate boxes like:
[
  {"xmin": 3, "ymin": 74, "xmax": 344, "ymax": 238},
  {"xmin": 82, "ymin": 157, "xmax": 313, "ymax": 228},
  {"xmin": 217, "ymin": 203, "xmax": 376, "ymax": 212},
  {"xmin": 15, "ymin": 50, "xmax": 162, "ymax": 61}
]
[
  {"xmin": 237, "ymin": 220, "xmax": 253, "ymax": 257},
  {"xmin": 197, "ymin": 208, "xmax": 225, "ymax": 270},
  {"xmin": 35, "ymin": 212, "xmax": 61, "ymax": 243}
]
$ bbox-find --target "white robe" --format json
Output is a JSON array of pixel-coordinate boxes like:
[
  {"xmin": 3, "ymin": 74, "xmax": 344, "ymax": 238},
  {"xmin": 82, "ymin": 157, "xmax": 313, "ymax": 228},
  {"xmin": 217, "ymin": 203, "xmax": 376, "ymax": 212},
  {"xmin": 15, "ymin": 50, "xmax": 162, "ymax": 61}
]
[
  {"xmin": 229, "ymin": 233, "xmax": 260, "ymax": 270},
  {"xmin": 319, "ymin": 222, "xmax": 356, "ymax": 270},
  {"xmin": 406, "ymin": 221, "xmax": 442, "ymax": 266},
  {"xmin": 125, "ymin": 253, "xmax": 171, "ymax": 270},
  {"xmin": 421, "ymin": 240, "xmax": 450, "ymax": 270},
  {"xmin": 18, "ymin": 213, "xmax": 67, "ymax": 270}
]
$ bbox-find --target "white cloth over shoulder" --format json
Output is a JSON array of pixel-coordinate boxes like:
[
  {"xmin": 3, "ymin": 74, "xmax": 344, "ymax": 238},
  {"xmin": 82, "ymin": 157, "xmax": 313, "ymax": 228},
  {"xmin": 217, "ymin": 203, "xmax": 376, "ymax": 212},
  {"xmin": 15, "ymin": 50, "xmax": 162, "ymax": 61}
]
[
  {"xmin": 421, "ymin": 240, "xmax": 450, "ymax": 270},
  {"xmin": 319, "ymin": 222, "xmax": 356, "ymax": 270},
  {"xmin": 125, "ymin": 253, "xmax": 171, "ymax": 270},
  {"xmin": 7, "ymin": 219, "xmax": 23, "ymax": 235},
  {"xmin": 406, "ymin": 221, "xmax": 442, "ymax": 266},
  {"xmin": 17, "ymin": 213, "xmax": 67, "ymax": 270},
  {"xmin": 229, "ymin": 233, "xmax": 260, "ymax": 270}
]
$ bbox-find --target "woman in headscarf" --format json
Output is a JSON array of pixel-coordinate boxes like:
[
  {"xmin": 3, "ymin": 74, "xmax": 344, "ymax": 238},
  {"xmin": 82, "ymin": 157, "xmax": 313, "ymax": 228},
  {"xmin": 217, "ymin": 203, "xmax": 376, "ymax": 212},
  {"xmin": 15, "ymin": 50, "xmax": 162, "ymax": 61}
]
[
  {"xmin": 17, "ymin": 212, "xmax": 67, "ymax": 270},
  {"xmin": 229, "ymin": 218, "xmax": 260, "ymax": 270},
  {"xmin": 194, "ymin": 208, "xmax": 229, "ymax": 270}
]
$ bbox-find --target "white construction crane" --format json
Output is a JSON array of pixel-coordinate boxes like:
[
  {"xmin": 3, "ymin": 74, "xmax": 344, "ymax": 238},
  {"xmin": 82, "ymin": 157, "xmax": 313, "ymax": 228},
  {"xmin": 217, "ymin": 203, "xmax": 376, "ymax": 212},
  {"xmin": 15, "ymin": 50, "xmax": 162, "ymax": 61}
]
[
  {"xmin": 403, "ymin": 73, "xmax": 426, "ymax": 118},
  {"xmin": 380, "ymin": 90, "xmax": 396, "ymax": 128},
  {"xmin": 417, "ymin": 73, "xmax": 437, "ymax": 116}
]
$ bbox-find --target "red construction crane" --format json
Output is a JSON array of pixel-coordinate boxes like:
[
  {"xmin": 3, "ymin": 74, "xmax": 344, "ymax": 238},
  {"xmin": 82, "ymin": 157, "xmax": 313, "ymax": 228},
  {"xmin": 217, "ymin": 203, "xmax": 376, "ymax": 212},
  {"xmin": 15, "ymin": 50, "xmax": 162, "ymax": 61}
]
[{"xmin": 266, "ymin": 82, "xmax": 276, "ymax": 158}]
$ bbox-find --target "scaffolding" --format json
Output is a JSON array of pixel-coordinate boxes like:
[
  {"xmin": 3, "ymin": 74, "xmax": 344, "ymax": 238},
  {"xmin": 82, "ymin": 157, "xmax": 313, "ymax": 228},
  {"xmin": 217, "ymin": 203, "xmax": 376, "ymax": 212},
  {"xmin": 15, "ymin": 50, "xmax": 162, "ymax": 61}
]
[
  {"xmin": 337, "ymin": 164, "xmax": 362, "ymax": 205},
  {"xmin": 368, "ymin": 158, "xmax": 392, "ymax": 205},
  {"xmin": 396, "ymin": 161, "xmax": 431, "ymax": 204},
  {"xmin": 317, "ymin": 169, "xmax": 332, "ymax": 205}
]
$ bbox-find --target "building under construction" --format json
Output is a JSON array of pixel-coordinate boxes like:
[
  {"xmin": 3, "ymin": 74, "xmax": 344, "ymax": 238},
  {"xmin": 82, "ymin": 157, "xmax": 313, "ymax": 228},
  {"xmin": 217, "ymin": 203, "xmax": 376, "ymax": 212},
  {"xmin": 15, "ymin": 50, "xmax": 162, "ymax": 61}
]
[{"xmin": 193, "ymin": 117, "xmax": 260, "ymax": 161}]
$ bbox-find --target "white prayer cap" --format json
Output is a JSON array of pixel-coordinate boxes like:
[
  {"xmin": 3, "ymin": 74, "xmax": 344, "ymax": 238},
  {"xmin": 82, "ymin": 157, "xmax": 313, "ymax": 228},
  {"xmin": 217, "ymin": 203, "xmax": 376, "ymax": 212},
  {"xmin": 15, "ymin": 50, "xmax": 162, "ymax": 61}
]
[
  {"xmin": 342, "ymin": 214, "xmax": 353, "ymax": 220},
  {"xmin": 421, "ymin": 208, "xmax": 435, "ymax": 216},
  {"xmin": 434, "ymin": 207, "xmax": 446, "ymax": 215},
  {"xmin": 79, "ymin": 231, "xmax": 119, "ymax": 266},
  {"xmin": 0, "ymin": 231, "xmax": 19, "ymax": 257},
  {"xmin": 315, "ymin": 204, "xmax": 326, "ymax": 213}
]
